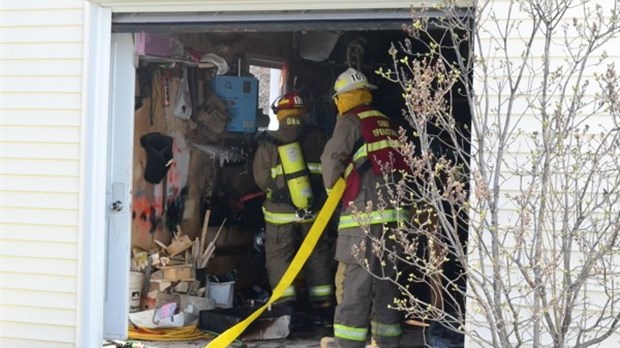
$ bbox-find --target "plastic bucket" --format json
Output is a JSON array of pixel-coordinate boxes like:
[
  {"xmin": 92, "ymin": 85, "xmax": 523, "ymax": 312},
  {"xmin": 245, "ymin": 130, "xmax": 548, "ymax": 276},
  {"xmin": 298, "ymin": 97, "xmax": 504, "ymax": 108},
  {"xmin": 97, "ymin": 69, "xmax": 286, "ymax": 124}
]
[
  {"xmin": 206, "ymin": 281, "xmax": 235, "ymax": 308},
  {"xmin": 129, "ymin": 271, "xmax": 144, "ymax": 312}
]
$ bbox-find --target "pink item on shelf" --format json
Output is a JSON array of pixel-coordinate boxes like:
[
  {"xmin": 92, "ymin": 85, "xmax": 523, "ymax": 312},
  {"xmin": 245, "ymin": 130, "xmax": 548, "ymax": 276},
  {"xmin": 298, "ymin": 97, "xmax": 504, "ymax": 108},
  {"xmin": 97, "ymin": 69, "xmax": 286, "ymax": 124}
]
[{"xmin": 134, "ymin": 33, "xmax": 177, "ymax": 57}]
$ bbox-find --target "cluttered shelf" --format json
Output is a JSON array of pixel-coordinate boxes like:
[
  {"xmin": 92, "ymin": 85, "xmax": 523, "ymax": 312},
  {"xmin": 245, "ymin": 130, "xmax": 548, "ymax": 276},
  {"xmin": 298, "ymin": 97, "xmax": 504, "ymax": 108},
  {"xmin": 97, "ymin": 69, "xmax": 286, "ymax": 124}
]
[{"xmin": 140, "ymin": 54, "xmax": 223, "ymax": 70}]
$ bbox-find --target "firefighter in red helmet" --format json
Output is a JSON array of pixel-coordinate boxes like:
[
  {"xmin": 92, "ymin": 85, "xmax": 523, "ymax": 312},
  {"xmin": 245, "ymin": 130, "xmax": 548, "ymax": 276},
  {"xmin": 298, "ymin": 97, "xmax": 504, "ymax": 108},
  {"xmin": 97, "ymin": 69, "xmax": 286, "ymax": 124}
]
[
  {"xmin": 252, "ymin": 91, "xmax": 334, "ymax": 325},
  {"xmin": 320, "ymin": 68, "xmax": 410, "ymax": 348}
]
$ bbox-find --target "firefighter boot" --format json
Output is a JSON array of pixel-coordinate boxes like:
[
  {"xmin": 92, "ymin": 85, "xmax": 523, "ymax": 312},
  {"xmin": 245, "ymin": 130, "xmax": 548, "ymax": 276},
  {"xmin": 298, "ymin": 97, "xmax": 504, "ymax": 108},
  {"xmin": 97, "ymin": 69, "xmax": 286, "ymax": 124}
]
[
  {"xmin": 320, "ymin": 337, "xmax": 338, "ymax": 348},
  {"xmin": 313, "ymin": 305, "xmax": 334, "ymax": 329},
  {"xmin": 365, "ymin": 338, "xmax": 379, "ymax": 348}
]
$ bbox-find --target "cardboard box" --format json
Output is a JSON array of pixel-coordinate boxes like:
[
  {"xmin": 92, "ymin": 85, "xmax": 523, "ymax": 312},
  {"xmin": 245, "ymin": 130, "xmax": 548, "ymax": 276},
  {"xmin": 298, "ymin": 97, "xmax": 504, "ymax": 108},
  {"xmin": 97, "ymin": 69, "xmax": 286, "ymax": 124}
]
[{"xmin": 134, "ymin": 33, "xmax": 179, "ymax": 57}]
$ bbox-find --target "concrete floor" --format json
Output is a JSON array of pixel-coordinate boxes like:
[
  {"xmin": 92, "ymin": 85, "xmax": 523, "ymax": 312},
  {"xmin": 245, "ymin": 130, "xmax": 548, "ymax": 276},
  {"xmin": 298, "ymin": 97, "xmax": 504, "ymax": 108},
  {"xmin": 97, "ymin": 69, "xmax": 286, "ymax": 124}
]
[
  {"xmin": 106, "ymin": 306, "xmax": 429, "ymax": 348},
  {"xmin": 105, "ymin": 325, "xmax": 426, "ymax": 348},
  {"xmin": 105, "ymin": 336, "xmax": 322, "ymax": 348}
]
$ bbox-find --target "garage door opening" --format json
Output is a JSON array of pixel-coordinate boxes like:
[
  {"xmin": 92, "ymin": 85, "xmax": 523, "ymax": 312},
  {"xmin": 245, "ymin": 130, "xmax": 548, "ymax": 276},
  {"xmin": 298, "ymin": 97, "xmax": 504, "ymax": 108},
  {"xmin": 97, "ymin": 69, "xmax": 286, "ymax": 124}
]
[{"xmin": 107, "ymin": 11, "xmax": 471, "ymax": 346}]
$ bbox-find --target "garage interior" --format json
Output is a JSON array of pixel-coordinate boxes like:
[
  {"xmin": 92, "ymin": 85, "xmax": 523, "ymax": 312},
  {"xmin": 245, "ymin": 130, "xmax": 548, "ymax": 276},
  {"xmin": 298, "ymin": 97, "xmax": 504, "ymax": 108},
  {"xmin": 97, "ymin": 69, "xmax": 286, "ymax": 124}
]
[{"xmin": 115, "ymin": 10, "xmax": 470, "ymax": 347}]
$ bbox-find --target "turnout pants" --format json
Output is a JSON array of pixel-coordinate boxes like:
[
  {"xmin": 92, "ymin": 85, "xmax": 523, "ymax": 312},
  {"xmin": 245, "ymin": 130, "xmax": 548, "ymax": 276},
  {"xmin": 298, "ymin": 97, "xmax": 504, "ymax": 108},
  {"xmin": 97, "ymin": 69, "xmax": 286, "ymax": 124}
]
[
  {"xmin": 334, "ymin": 226, "xmax": 403, "ymax": 348},
  {"xmin": 265, "ymin": 221, "xmax": 333, "ymax": 306}
]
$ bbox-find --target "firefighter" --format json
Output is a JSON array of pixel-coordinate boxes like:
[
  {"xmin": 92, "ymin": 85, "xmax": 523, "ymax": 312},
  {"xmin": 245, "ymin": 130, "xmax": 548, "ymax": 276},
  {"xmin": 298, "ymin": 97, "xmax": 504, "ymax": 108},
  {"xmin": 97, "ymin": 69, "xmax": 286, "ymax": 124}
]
[
  {"xmin": 320, "ymin": 68, "xmax": 410, "ymax": 348},
  {"xmin": 252, "ymin": 91, "xmax": 334, "ymax": 323}
]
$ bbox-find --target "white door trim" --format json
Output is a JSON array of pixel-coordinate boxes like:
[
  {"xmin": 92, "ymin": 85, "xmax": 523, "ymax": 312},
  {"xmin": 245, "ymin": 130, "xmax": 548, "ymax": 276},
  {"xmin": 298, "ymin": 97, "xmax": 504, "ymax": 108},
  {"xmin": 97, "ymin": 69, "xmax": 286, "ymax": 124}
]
[
  {"xmin": 103, "ymin": 32, "xmax": 136, "ymax": 339},
  {"xmin": 77, "ymin": 2, "xmax": 112, "ymax": 347}
]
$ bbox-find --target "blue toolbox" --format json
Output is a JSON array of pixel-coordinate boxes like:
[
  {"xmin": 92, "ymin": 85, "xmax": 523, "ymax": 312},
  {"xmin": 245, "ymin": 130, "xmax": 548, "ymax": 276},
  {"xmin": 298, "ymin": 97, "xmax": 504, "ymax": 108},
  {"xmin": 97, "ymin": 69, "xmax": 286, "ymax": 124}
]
[{"xmin": 211, "ymin": 76, "xmax": 258, "ymax": 132}]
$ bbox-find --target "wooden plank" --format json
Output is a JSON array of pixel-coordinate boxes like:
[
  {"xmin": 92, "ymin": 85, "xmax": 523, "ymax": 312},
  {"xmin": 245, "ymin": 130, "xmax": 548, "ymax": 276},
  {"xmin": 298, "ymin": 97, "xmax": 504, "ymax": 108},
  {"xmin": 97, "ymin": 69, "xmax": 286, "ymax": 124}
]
[
  {"xmin": 166, "ymin": 235, "xmax": 193, "ymax": 257},
  {"xmin": 199, "ymin": 209, "xmax": 211, "ymax": 257},
  {"xmin": 153, "ymin": 239, "xmax": 168, "ymax": 250},
  {"xmin": 199, "ymin": 218, "xmax": 227, "ymax": 268},
  {"xmin": 161, "ymin": 264, "xmax": 195, "ymax": 282}
]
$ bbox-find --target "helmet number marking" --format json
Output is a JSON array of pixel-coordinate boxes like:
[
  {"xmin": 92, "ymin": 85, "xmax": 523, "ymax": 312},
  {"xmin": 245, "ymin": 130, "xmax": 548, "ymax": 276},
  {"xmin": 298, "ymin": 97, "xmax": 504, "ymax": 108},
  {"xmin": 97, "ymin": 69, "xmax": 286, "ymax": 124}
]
[{"xmin": 350, "ymin": 72, "xmax": 365, "ymax": 82}]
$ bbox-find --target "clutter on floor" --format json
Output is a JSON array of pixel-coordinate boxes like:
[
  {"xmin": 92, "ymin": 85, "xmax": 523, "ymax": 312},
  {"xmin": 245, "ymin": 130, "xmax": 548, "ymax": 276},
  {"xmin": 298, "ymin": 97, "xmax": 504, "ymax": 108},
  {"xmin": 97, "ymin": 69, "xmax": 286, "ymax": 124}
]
[{"xmin": 128, "ymin": 209, "xmax": 292, "ymax": 343}]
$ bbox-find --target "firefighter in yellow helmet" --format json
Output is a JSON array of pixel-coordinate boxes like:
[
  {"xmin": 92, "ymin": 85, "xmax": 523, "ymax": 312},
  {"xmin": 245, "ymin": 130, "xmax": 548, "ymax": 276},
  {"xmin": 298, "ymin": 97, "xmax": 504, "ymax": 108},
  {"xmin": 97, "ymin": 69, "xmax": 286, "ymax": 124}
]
[
  {"xmin": 252, "ymin": 91, "xmax": 334, "ymax": 324},
  {"xmin": 320, "ymin": 68, "xmax": 410, "ymax": 348}
]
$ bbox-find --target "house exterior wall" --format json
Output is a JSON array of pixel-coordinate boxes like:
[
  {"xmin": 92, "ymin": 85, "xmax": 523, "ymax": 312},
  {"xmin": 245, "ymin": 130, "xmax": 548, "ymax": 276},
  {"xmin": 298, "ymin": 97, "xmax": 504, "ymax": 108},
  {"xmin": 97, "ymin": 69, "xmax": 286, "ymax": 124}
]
[
  {"xmin": 0, "ymin": 0, "xmax": 616, "ymax": 347},
  {"xmin": 92, "ymin": 0, "xmax": 471, "ymax": 12},
  {"xmin": 0, "ymin": 0, "xmax": 85, "ymax": 346},
  {"xmin": 469, "ymin": 0, "xmax": 619, "ymax": 346}
]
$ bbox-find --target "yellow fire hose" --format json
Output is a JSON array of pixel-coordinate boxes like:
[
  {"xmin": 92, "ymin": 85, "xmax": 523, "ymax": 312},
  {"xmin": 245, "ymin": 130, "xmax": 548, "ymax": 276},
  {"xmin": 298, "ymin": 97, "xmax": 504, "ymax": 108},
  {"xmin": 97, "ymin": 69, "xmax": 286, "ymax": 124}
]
[
  {"xmin": 129, "ymin": 324, "xmax": 214, "ymax": 341},
  {"xmin": 206, "ymin": 178, "xmax": 345, "ymax": 348}
]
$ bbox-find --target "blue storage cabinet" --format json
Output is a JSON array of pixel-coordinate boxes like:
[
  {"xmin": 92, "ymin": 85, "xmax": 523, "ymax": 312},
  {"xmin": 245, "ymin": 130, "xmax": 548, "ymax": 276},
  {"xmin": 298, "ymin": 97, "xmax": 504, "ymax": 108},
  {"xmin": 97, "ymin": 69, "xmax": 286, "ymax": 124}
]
[{"xmin": 211, "ymin": 76, "xmax": 258, "ymax": 133}]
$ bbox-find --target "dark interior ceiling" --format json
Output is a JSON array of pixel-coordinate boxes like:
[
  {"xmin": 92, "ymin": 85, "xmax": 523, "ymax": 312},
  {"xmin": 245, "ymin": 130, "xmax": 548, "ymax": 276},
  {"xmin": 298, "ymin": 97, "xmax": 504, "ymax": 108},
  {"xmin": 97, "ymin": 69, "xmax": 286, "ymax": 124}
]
[{"xmin": 127, "ymin": 11, "xmax": 471, "ymax": 142}]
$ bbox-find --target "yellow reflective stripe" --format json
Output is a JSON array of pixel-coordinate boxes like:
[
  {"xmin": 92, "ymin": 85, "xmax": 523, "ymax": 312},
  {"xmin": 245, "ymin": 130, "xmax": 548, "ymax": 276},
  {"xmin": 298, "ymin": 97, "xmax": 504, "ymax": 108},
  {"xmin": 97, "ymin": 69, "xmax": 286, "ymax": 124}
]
[
  {"xmin": 282, "ymin": 285, "xmax": 296, "ymax": 298},
  {"xmin": 352, "ymin": 144, "xmax": 367, "ymax": 162},
  {"xmin": 309, "ymin": 284, "xmax": 333, "ymax": 298},
  {"xmin": 271, "ymin": 165, "xmax": 284, "ymax": 179},
  {"xmin": 371, "ymin": 321, "xmax": 402, "ymax": 337},
  {"xmin": 307, "ymin": 162, "xmax": 322, "ymax": 174},
  {"xmin": 206, "ymin": 178, "xmax": 346, "ymax": 348},
  {"xmin": 263, "ymin": 207, "xmax": 316, "ymax": 224},
  {"xmin": 357, "ymin": 110, "xmax": 387, "ymax": 119},
  {"xmin": 344, "ymin": 138, "xmax": 399, "ymax": 179},
  {"xmin": 344, "ymin": 145, "xmax": 368, "ymax": 180},
  {"xmin": 366, "ymin": 138, "xmax": 399, "ymax": 153},
  {"xmin": 344, "ymin": 163, "xmax": 354, "ymax": 179},
  {"xmin": 338, "ymin": 209, "xmax": 410, "ymax": 229},
  {"xmin": 334, "ymin": 324, "xmax": 368, "ymax": 341}
]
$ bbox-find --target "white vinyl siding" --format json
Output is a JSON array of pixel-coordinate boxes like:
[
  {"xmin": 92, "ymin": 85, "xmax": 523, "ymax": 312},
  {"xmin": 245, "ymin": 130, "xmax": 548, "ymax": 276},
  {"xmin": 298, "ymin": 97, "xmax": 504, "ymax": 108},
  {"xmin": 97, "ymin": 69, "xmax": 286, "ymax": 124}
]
[
  {"xmin": 0, "ymin": 0, "xmax": 616, "ymax": 347},
  {"xmin": 93, "ymin": 0, "xmax": 472, "ymax": 12},
  {"xmin": 469, "ymin": 0, "xmax": 620, "ymax": 347},
  {"xmin": 0, "ymin": 0, "xmax": 84, "ymax": 346}
]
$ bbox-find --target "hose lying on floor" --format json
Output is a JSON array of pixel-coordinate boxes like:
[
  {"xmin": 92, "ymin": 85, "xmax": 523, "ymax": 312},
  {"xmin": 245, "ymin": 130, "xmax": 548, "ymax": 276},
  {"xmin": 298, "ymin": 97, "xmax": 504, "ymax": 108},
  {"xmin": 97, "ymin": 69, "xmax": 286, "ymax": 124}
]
[{"xmin": 128, "ymin": 325, "xmax": 245, "ymax": 347}]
